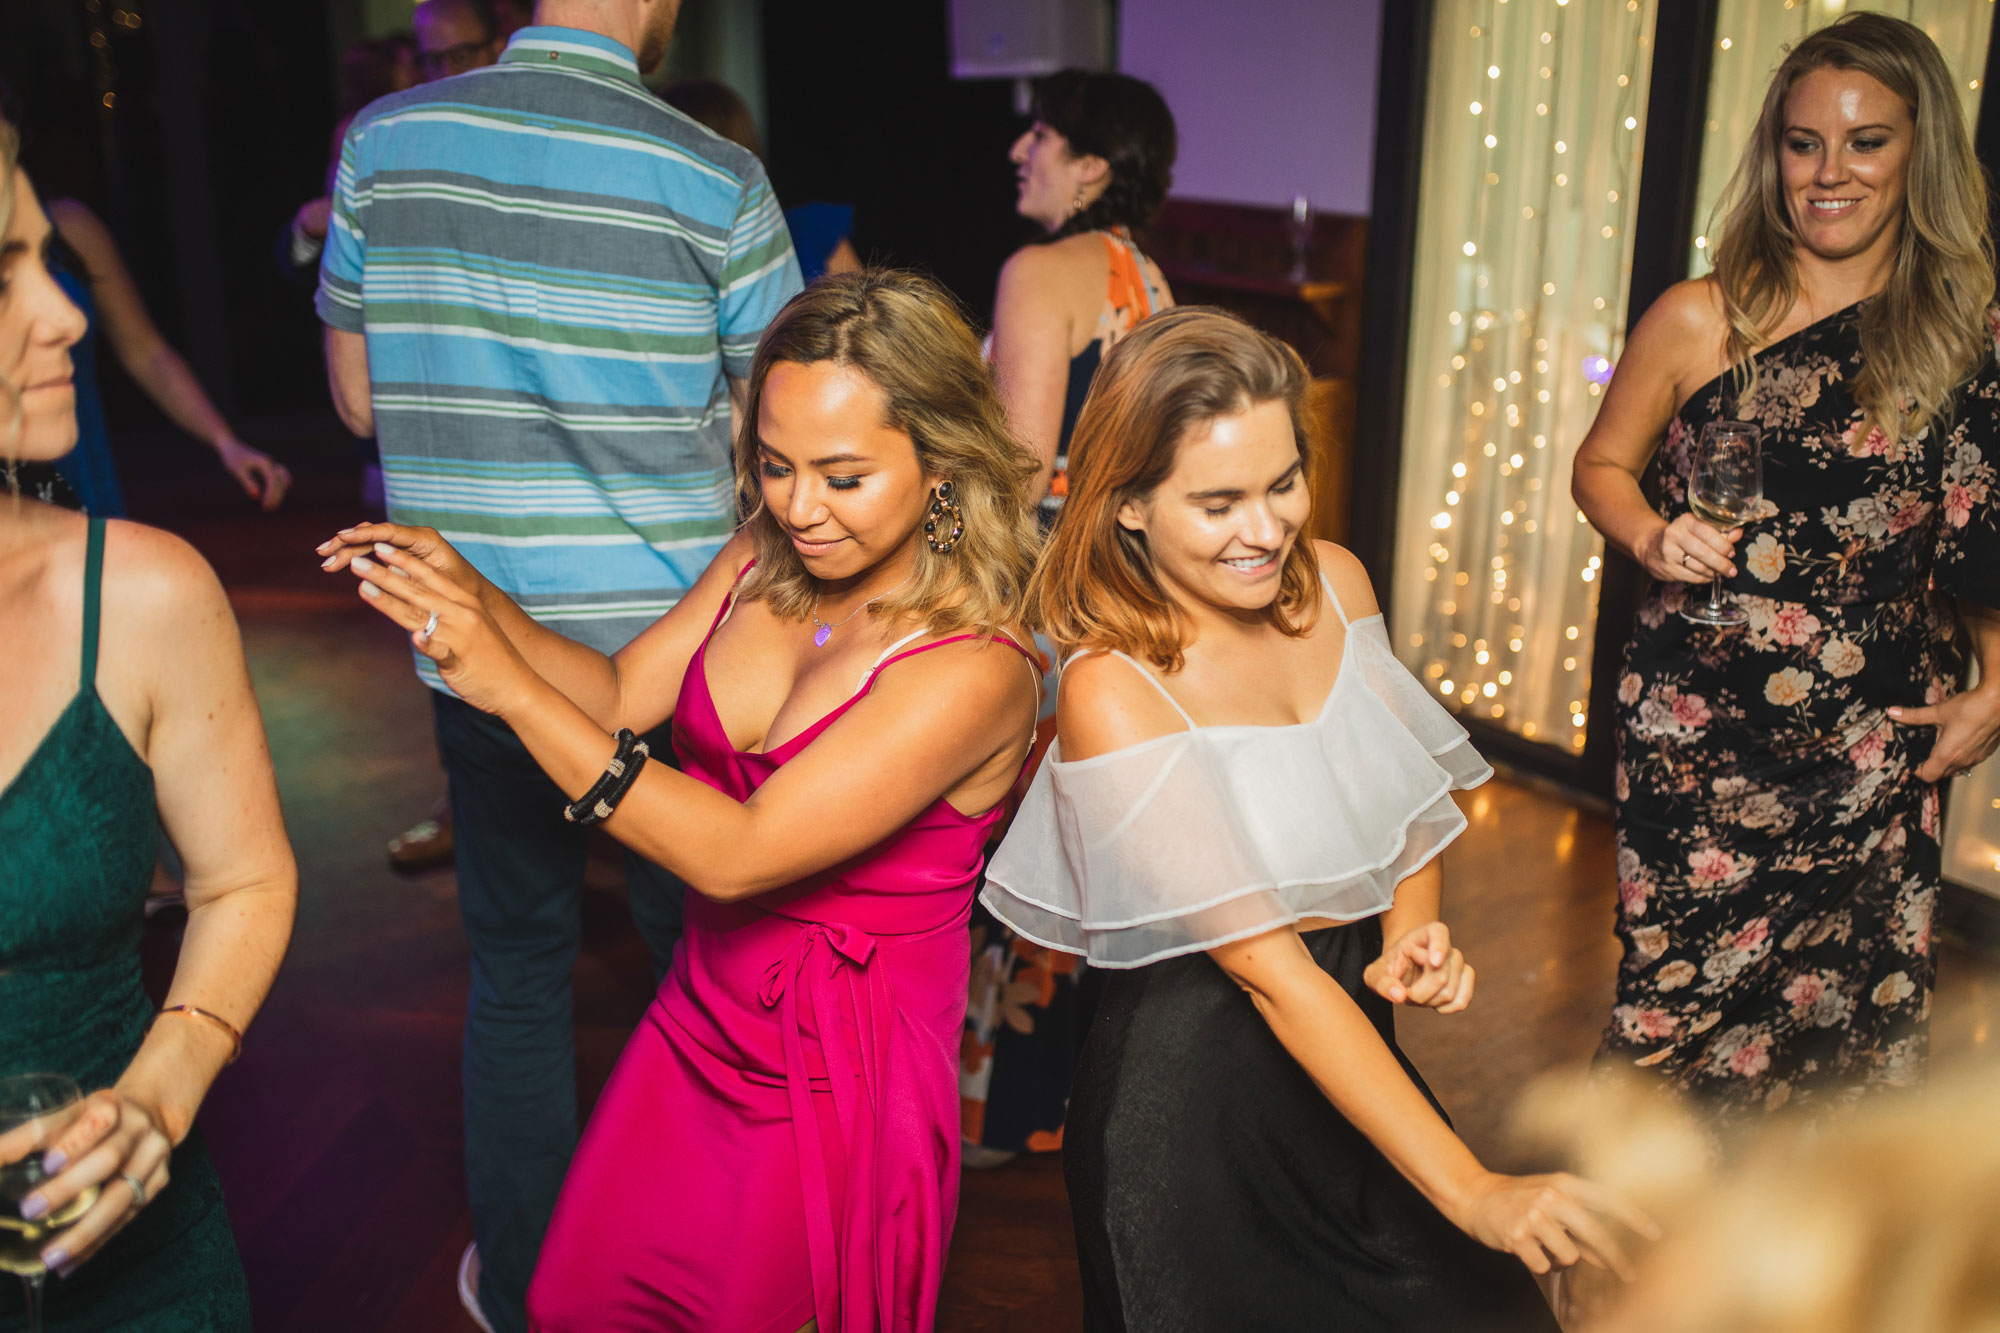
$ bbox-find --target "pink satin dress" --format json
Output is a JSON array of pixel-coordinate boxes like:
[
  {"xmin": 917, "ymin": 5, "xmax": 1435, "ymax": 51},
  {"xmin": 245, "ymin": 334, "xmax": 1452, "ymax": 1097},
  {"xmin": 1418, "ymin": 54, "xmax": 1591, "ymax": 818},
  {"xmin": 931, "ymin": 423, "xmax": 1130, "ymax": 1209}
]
[{"xmin": 528, "ymin": 580, "xmax": 1036, "ymax": 1333}]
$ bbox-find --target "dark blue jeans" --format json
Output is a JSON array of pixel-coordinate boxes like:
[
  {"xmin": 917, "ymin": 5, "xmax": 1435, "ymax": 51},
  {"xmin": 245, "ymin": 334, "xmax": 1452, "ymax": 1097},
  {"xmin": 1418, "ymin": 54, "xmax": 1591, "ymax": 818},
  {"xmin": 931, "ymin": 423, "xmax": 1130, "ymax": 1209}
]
[{"xmin": 432, "ymin": 693, "xmax": 684, "ymax": 1333}]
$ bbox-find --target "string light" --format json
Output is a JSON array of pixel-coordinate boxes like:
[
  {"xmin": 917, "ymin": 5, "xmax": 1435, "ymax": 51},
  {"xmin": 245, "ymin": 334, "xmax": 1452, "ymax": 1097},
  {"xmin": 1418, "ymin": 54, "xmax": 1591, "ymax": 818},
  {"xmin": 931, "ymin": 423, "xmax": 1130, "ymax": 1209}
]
[{"xmin": 1402, "ymin": 0, "xmax": 1651, "ymax": 752}]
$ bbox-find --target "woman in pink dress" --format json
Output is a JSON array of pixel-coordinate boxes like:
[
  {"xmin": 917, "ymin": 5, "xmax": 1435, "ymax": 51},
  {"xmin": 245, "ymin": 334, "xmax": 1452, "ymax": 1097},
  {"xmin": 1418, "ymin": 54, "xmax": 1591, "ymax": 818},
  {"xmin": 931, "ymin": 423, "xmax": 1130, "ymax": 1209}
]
[{"xmin": 320, "ymin": 271, "xmax": 1043, "ymax": 1332}]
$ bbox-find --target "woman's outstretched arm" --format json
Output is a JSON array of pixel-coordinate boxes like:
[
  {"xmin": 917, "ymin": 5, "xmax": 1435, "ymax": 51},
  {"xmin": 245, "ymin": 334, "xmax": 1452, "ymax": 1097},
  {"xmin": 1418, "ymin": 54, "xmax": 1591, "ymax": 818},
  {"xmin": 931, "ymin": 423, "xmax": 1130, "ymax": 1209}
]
[
  {"xmin": 321, "ymin": 524, "xmax": 753, "ymax": 735},
  {"xmin": 340, "ymin": 532, "xmax": 1037, "ymax": 898}
]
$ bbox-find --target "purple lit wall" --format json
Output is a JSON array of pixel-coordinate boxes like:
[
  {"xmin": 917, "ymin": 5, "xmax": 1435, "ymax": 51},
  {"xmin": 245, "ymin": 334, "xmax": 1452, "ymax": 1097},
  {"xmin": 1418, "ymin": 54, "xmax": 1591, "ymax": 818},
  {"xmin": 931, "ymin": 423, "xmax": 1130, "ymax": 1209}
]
[{"xmin": 1118, "ymin": 0, "xmax": 1384, "ymax": 216}]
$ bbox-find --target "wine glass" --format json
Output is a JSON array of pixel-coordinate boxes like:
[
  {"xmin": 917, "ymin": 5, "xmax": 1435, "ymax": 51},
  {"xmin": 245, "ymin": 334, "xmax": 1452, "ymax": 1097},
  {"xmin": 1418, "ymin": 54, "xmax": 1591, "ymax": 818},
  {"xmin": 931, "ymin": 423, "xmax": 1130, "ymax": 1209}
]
[
  {"xmin": 1680, "ymin": 420, "xmax": 1764, "ymax": 626},
  {"xmin": 0, "ymin": 1074, "xmax": 91, "ymax": 1333}
]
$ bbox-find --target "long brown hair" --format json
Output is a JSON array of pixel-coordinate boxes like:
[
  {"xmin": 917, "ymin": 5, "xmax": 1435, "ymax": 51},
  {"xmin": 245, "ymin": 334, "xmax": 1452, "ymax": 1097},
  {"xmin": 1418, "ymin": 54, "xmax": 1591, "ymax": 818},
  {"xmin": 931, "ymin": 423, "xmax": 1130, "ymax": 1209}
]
[
  {"xmin": 1029, "ymin": 306, "xmax": 1318, "ymax": 671},
  {"xmin": 733, "ymin": 270, "xmax": 1039, "ymax": 633},
  {"xmin": 1710, "ymin": 12, "xmax": 1994, "ymax": 441}
]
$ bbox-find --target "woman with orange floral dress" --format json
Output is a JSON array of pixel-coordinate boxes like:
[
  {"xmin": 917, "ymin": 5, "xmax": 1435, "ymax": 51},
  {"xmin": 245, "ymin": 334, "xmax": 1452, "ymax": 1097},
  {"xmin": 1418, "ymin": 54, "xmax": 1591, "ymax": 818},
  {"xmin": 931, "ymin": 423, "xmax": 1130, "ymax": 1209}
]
[
  {"xmin": 1573, "ymin": 16, "xmax": 2000, "ymax": 1121},
  {"xmin": 966, "ymin": 69, "xmax": 1177, "ymax": 1160}
]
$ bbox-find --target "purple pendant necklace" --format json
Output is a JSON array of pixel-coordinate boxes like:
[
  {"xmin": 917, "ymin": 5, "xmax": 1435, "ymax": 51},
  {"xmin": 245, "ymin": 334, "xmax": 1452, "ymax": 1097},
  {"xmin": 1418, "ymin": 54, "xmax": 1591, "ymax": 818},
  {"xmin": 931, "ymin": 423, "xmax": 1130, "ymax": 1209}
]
[{"xmin": 810, "ymin": 571, "xmax": 915, "ymax": 647}]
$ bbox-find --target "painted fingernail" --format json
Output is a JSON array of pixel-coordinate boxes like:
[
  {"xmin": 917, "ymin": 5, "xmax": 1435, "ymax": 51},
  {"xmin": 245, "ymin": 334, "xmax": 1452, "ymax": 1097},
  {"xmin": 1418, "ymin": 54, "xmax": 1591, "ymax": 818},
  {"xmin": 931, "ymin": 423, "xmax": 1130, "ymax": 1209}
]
[
  {"xmin": 41, "ymin": 1247, "xmax": 69, "ymax": 1273},
  {"xmin": 351, "ymin": 555, "xmax": 374, "ymax": 572},
  {"xmin": 359, "ymin": 582, "xmax": 381, "ymax": 599},
  {"xmin": 40, "ymin": 1150, "xmax": 65, "ymax": 1174},
  {"xmin": 374, "ymin": 542, "xmax": 396, "ymax": 558},
  {"xmin": 321, "ymin": 556, "xmax": 338, "ymax": 570},
  {"xmin": 19, "ymin": 1193, "xmax": 47, "ymax": 1220}
]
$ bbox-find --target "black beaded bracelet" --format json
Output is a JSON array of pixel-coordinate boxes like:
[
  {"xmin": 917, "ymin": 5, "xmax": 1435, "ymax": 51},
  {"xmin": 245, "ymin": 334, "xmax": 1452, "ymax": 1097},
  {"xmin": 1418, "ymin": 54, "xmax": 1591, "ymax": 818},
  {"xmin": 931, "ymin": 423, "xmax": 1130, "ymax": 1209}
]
[{"xmin": 563, "ymin": 729, "xmax": 650, "ymax": 825}]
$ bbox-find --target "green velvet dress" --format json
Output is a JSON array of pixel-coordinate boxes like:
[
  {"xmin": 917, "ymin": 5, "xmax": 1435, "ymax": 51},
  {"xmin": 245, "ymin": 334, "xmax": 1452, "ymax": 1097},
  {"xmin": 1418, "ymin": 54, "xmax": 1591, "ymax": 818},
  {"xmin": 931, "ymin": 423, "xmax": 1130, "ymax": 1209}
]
[{"xmin": 0, "ymin": 518, "xmax": 251, "ymax": 1331}]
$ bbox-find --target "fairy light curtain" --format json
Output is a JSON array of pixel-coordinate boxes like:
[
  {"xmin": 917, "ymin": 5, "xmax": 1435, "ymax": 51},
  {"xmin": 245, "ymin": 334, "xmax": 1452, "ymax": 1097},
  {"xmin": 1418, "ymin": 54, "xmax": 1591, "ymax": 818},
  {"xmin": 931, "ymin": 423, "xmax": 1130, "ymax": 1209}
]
[
  {"xmin": 1391, "ymin": 0, "xmax": 1659, "ymax": 755},
  {"xmin": 1688, "ymin": 1, "xmax": 1993, "ymax": 274},
  {"xmin": 1688, "ymin": 4, "xmax": 2000, "ymax": 895}
]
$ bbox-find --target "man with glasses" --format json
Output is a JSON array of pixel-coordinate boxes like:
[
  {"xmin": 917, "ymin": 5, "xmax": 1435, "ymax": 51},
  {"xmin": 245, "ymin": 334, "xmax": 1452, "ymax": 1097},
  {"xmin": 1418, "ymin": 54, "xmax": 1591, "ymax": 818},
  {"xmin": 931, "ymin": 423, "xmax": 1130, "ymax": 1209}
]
[{"xmin": 415, "ymin": 0, "xmax": 502, "ymax": 80}]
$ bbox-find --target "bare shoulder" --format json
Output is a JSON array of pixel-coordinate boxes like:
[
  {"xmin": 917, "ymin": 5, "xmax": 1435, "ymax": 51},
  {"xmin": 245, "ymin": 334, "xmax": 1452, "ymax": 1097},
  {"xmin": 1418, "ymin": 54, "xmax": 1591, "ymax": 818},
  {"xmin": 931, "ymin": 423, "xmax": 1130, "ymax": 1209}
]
[
  {"xmin": 1630, "ymin": 277, "xmax": 1727, "ymax": 365},
  {"xmin": 998, "ymin": 235, "xmax": 1102, "ymax": 293},
  {"xmin": 1311, "ymin": 540, "xmax": 1381, "ymax": 619},
  {"xmin": 854, "ymin": 630, "xmax": 1040, "ymax": 762},
  {"xmin": 99, "ymin": 520, "xmax": 235, "ymax": 645},
  {"xmin": 1056, "ymin": 649, "xmax": 1188, "ymax": 761}
]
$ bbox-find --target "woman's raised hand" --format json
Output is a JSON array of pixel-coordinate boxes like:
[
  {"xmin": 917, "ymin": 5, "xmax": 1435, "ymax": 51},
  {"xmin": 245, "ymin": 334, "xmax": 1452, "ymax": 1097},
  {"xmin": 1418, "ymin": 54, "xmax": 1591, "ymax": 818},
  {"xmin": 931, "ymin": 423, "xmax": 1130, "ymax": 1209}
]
[
  {"xmin": 341, "ymin": 539, "xmax": 537, "ymax": 717},
  {"xmin": 1364, "ymin": 921, "xmax": 1474, "ymax": 1013},
  {"xmin": 317, "ymin": 521, "xmax": 486, "ymax": 601},
  {"xmin": 1635, "ymin": 513, "xmax": 1740, "ymax": 584},
  {"xmin": 1454, "ymin": 1170, "xmax": 1658, "ymax": 1281}
]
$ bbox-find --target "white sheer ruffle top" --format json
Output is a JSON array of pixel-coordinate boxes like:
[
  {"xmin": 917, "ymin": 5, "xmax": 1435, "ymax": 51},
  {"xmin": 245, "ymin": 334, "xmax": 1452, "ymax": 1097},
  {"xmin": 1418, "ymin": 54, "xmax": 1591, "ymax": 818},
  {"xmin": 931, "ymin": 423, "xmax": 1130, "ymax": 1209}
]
[{"xmin": 981, "ymin": 575, "xmax": 1491, "ymax": 969}]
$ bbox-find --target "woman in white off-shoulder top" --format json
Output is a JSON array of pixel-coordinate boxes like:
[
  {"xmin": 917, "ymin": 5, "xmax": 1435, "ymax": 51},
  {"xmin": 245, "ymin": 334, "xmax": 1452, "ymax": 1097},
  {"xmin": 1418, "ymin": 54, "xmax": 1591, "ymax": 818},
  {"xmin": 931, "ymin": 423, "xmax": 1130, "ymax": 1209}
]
[{"xmin": 982, "ymin": 308, "xmax": 1653, "ymax": 1331}]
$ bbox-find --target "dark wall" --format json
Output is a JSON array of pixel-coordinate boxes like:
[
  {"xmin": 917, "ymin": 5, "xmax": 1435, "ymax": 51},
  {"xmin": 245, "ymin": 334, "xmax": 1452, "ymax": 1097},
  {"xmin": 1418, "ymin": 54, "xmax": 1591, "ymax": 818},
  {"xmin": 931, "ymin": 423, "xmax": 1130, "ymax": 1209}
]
[
  {"xmin": 762, "ymin": 0, "xmax": 1036, "ymax": 326},
  {"xmin": 1, "ymin": 0, "xmax": 336, "ymax": 422}
]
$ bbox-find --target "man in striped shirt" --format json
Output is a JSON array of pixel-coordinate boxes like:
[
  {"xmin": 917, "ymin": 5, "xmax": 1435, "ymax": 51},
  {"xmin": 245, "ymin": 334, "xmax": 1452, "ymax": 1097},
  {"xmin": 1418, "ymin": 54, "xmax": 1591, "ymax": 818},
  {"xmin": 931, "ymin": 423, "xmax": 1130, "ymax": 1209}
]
[{"xmin": 316, "ymin": 4, "xmax": 800, "ymax": 1328}]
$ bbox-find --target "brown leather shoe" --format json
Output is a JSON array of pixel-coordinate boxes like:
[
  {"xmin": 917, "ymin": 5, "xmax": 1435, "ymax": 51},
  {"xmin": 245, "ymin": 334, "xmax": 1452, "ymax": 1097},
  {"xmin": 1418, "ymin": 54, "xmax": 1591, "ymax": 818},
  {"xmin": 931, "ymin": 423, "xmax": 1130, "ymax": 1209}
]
[{"xmin": 387, "ymin": 813, "xmax": 454, "ymax": 872}]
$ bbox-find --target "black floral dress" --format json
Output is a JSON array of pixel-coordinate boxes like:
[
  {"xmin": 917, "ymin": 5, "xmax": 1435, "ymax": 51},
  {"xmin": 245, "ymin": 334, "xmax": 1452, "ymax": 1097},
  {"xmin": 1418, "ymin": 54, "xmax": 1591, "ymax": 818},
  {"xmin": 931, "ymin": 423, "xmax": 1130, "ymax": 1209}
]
[{"xmin": 1599, "ymin": 301, "xmax": 2000, "ymax": 1119}]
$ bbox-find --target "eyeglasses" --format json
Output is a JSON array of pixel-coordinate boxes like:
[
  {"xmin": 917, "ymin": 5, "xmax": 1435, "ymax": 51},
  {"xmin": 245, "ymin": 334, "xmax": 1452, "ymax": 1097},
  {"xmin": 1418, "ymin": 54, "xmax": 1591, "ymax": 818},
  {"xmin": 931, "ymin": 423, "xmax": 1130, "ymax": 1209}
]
[{"xmin": 419, "ymin": 39, "xmax": 490, "ymax": 78}]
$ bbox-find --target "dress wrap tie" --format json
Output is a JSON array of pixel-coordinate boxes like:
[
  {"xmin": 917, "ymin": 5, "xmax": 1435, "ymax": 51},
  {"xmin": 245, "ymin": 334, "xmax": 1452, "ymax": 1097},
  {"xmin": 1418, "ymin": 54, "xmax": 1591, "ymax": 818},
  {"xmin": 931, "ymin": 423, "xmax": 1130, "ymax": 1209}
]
[{"xmin": 759, "ymin": 920, "xmax": 896, "ymax": 1332}]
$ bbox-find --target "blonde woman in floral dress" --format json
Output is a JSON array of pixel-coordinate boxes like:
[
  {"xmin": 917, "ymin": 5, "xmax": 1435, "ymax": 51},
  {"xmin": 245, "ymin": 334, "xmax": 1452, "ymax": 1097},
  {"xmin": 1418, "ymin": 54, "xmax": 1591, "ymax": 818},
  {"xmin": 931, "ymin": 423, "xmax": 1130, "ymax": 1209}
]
[{"xmin": 1572, "ymin": 14, "xmax": 2000, "ymax": 1119}]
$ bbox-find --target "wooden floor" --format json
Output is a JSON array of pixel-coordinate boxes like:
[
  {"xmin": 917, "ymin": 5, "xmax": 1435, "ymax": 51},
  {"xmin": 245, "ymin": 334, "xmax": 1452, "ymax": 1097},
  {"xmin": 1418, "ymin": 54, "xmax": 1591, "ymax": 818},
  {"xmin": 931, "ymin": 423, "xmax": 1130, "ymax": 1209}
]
[{"xmin": 115, "ymin": 422, "xmax": 1999, "ymax": 1331}]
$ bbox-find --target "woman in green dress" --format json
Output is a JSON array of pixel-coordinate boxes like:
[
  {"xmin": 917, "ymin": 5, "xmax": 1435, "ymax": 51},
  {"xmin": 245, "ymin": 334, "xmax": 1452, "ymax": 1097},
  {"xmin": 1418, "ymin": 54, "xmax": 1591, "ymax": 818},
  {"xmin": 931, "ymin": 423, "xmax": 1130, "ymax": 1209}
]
[{"xmin": 0, "ymin": 121, "xmax": 297, "ymax": 1329}]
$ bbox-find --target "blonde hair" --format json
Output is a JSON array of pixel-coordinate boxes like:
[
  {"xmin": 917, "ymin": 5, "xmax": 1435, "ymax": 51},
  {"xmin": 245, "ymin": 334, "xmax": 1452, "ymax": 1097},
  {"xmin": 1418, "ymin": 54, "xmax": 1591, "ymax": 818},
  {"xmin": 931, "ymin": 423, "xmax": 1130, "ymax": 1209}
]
[
  {"xmin": 1027, "ymin": 305, "xmax": 1319, "ymax": 671},
  {"xmin": 1540, "ymin": 1064, "xmax": 2000, "ymax": 1333},
  {"xmin": 1710, "ymin": 12, "xmax": 1994, "ymax": 443},
  {"xmin": 733, "ymin": 270, "xmax": 1039, "ymax": 633}
]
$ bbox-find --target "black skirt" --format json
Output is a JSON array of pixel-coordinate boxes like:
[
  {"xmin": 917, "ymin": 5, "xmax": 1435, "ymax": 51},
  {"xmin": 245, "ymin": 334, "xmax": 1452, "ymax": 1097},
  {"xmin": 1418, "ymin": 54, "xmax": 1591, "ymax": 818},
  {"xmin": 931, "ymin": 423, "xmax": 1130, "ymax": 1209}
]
[{"xmin": 1062, "ymin": 917, "xmax": 1559, "ymax": 1332}]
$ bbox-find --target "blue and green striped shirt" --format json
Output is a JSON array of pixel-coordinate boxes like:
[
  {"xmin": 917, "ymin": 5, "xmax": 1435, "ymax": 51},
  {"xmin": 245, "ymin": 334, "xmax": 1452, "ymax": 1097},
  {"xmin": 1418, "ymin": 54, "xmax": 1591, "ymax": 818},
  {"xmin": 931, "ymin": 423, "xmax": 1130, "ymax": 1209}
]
[{"xmin": 317, "ymin": 26, "xmax": 801, "ymax": 686}]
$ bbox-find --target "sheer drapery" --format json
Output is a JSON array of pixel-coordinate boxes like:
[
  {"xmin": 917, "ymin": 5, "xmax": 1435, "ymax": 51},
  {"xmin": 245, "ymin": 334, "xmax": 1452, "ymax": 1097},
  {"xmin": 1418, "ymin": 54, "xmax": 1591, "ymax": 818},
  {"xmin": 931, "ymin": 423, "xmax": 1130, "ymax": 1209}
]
[
  {"xmin": 1689, "ymin": 1, "xmax": 1993, "ymax": 275},
  {"xmin": 1392, "ymin": 0, "xmax": 1659, "ymax": 753}
]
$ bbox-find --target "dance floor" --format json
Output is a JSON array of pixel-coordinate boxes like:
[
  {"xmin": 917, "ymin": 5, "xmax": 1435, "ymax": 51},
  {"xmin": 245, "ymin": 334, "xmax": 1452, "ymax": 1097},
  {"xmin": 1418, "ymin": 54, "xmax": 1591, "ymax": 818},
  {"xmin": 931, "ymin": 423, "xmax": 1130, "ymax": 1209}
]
[{"xmin": 118, "ymin": 421, "xmax": 1999, "ymax": 1331}]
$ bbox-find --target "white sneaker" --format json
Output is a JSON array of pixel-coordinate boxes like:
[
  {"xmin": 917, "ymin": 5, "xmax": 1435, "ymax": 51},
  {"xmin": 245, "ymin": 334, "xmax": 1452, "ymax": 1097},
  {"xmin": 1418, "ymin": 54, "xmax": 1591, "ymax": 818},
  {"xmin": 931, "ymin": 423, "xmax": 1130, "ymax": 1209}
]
[{"xmin": 457, "ymin": 1242, "xmax": 496, "ymax": 1333}]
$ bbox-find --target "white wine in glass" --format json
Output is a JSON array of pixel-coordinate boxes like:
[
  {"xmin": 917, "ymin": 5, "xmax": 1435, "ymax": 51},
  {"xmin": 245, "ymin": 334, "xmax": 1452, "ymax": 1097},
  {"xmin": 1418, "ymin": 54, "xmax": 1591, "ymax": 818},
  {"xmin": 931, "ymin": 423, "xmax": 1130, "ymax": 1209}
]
[
  {"xmin": 1681, "ymin": 420, "xmax": 1764, "ymax": 626},
  {"xmin": 0, "ymin": 1074, "xmax": 92, "ymax": 1333}
]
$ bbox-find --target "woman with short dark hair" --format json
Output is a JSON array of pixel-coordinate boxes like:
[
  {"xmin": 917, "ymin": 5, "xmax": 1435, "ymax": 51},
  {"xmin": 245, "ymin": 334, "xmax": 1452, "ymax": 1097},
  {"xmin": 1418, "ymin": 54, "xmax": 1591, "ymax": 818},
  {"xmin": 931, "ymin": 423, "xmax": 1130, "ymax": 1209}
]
[{"xmin": 964, "ymin": 69, "xmax": 1179, "ymax": 1169}]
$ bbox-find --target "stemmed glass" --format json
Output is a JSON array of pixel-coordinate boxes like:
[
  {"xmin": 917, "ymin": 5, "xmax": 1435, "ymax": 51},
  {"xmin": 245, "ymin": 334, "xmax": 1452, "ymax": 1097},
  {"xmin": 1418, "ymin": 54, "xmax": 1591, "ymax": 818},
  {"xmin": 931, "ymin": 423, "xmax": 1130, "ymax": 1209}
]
[
  {"xmin": 1680, "ymin": 420, "xmax": 1764, "ymax": 626},
  {"xmin": 0, "ymin": 1074, "xmax": 91, "ymax": 1333}
]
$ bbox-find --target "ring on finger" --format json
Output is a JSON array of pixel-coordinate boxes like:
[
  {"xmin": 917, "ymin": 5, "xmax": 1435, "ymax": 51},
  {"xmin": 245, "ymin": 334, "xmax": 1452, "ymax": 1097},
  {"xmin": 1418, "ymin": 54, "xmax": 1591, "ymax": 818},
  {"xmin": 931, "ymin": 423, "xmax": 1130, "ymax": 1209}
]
[
  {"xmin": 120, "ymin": 1171, "xmax": 149, "ymax": 1208},
  {"xmin": 420, "ymin": 610, "xmax": 439, "ymax": 641}
]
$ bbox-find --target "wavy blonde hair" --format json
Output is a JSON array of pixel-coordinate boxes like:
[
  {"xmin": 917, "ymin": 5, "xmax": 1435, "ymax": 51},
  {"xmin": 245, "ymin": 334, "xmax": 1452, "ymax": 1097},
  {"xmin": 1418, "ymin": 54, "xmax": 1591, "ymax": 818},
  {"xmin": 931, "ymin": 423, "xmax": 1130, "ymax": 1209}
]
[
  {"xmin": 1028, "ymin": 306, "xmax": 1319, "ymax": 671},
  {"xmin": 1710, "ymin": 12, "xmax": 1994, "ymax": 442},
  {"xmin": 733, "ymin": 270, "xmax": 1039, "ymax": 633}
]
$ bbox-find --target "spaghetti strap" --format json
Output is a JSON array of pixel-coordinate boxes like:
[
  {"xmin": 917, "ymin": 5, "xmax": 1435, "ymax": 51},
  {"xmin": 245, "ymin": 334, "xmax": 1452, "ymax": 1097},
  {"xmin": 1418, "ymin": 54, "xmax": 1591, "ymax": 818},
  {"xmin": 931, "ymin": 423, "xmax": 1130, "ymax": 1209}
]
[
  {"xmin": 704, "ymin": 557, "xmax": 758, "ymax": 639},
  {"xmin": 857, "ymin": 629, "xmax": 931, "ymax": 692},
  {"xmin": 1106, "ymin": 649, "xmax": 1197, "ymax": 730},
  {"xmin": 861, "ymin": 631, "xmax": 1040, "ymax": 694},
  {"xmin": 1317, "ymin": 569, "xmax": 1349, "ymax": 626},
  {"xmin": 81, "ymin": 516, "xmax": 105, "ymax": 687}
]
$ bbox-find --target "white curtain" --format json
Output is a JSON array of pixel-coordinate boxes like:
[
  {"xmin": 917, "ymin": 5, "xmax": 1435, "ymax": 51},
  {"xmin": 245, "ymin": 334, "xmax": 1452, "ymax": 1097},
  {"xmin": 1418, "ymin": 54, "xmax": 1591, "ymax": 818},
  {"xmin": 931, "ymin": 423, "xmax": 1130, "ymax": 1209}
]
[
  {"xmin": 1690, "ymin": 1, "xmax": 1993, "ymax": 275},
  {"xmin": 1392, "ymin": 0, "xmax": 1659, "ymax": 754}
]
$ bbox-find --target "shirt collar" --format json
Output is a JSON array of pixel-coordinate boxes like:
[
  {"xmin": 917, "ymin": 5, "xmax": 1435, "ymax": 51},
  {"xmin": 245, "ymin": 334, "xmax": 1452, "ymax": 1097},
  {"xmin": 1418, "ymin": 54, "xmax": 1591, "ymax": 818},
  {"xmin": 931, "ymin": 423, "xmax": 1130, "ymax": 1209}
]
[{"xmin": 499, "ymin": 26, "xmax": 643, "ymax": 86}]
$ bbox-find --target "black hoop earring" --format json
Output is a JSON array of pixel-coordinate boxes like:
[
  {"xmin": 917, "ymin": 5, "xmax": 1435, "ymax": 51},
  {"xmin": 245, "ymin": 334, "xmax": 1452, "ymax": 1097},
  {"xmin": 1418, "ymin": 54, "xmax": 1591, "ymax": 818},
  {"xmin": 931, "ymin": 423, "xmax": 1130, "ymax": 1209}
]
[{"xmin": 925, "ymin": 480, "xmax": 963, "ymax": 554}]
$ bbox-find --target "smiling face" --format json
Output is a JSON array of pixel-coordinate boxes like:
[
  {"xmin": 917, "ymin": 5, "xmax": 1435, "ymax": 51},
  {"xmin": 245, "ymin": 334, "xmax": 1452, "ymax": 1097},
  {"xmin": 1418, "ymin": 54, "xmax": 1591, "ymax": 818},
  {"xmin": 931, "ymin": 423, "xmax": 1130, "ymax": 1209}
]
[
  {"xmin": 0, "ymin": 171, "xmax": 89, "ymax": 463},
  {"xmin": 1117, "ymin": 398, "xmax": 1309, "ymax": 617},
  {"xmin": 1780, "ymin": 66, "xmax": 1912, "ymax": 266},
  {"xmin": 755, "ymin": 359, "xmax": 938, "ymax": 584},
  {"xmin": 1008, "ymin": 121, "xmax": 1105, "ymax": 233}
]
